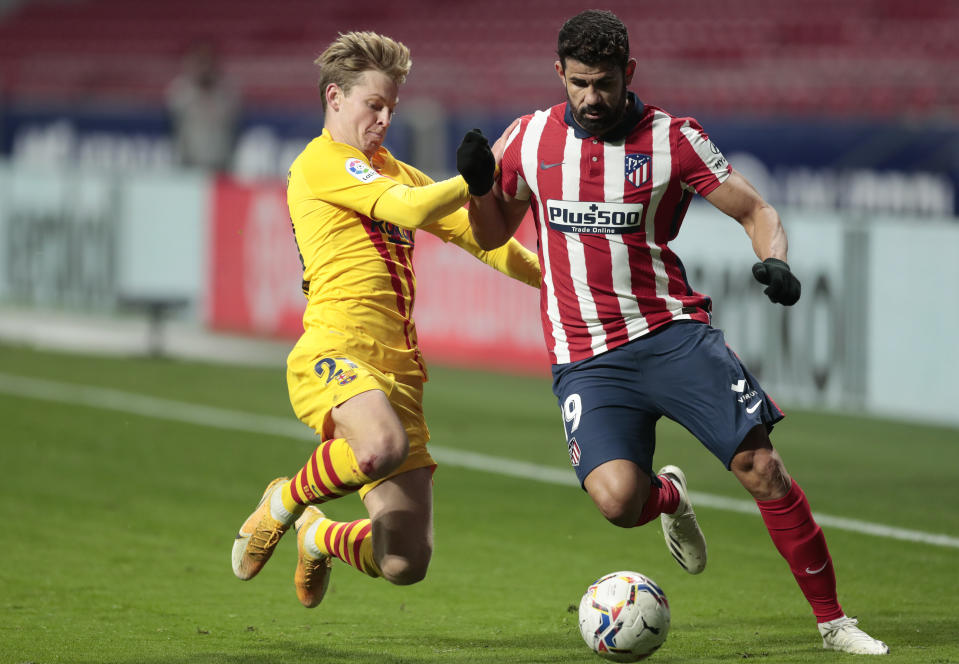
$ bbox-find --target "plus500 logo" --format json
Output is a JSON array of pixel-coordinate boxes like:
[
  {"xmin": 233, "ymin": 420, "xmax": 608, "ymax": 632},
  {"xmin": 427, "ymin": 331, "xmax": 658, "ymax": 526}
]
[{"xmin": 545, "ymin": 199, "xmax": 644, "ymax": 234}]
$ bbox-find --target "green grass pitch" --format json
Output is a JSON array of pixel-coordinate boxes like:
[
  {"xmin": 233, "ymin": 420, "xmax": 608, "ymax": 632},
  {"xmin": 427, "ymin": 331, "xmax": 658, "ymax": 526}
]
[{"xmin": 1, "ymin": 343, "xmax": 957, "ymax": 663}]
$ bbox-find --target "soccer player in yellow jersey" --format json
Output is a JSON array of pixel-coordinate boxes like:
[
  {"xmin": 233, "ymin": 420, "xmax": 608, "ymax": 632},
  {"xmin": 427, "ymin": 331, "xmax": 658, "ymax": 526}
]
[{"xmin": 231, "ymin": 31, "xmax": 540, "ymax": 607}]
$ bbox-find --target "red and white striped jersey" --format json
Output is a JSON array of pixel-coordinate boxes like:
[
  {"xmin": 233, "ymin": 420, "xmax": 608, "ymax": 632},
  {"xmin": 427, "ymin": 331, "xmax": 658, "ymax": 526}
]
[{"xmin": 500, "ymin": 95, "xmax": 732, "ymax": 365}]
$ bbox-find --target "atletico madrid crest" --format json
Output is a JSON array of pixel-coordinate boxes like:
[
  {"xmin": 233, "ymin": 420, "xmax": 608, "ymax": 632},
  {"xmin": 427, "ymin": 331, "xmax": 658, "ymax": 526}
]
[
  {"xmin": 568, "ymin": 437, "xmax": 581, "ymax": 467},
  {"xmin": 624, "ymin": 153, "xmax": 651, "ymax": 188}
]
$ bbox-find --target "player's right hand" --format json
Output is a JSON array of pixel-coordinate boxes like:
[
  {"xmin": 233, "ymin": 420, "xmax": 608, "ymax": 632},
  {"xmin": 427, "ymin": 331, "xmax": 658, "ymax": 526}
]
[
  {"xmin": 752, "ymin": 258, "xmax": 801, "ymax": 305},
  {"xmin": 457, "ymin": 128, "xmax": 495, "ymax": 196}
]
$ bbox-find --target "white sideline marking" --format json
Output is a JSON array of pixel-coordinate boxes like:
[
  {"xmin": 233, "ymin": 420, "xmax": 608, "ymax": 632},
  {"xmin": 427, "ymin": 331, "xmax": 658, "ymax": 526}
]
[{"xmin": 2, "ymin": 372, "xmax": 958, "ymax": 550}]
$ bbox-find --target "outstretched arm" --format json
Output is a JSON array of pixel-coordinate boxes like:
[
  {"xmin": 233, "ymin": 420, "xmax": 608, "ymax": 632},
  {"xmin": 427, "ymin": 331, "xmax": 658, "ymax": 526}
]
[
  {"xmin": 705, "ymin": 169, "xmax": 801, "ymax": 305},
  {"xmin": 705, "ymin": 169, "xmax": 787, "ymax": 261},
  {"xmin": 371, "ymin": 176, "xmax": 470, "ymax": 230},
  {"xmin": 369, "ymin": 125, "xmax": 503, "ymax": 231},
  {"xmin": 408, "ymin": 126, "xmax": 538, "ymax": 287}
]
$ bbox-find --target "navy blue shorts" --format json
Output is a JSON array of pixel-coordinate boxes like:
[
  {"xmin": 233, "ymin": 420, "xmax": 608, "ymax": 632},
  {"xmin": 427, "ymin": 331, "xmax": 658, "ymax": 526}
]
[{"xmin": 551, "ymin": 322, "xmax": 784, "ymax": 487}]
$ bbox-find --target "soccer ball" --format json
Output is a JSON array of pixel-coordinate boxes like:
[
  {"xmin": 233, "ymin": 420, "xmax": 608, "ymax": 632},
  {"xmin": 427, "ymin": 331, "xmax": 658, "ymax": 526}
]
[{"xmin": 578, "ymin": 571, "xmax": 670, "ymax": 662}]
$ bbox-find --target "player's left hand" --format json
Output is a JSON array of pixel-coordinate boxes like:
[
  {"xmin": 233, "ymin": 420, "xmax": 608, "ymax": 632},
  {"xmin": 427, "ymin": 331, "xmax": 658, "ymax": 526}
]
[
  {"xmin": 752, "ymin": 257, "xmax": 801, "ymax": 305},
  {"xmin": 457, "ymin": 128, "xmax": 495, "ymax": 196}
]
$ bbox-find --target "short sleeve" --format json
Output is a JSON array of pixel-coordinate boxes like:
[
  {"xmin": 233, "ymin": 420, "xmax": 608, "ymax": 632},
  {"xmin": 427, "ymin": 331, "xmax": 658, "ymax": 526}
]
[{"xmin": 675, "ymin": 118, "xmax": 732, "ymax": 197}]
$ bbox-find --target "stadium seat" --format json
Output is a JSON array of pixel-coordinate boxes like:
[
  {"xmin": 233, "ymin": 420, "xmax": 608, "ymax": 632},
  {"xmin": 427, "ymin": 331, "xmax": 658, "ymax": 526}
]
[{"xmin": 0, "ymin": 0, "xmax": 956, "ymax": 117}]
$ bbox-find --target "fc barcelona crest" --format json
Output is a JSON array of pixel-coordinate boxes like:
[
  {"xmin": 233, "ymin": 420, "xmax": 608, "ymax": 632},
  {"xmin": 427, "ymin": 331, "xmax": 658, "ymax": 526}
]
[
  {"xmin": 625, "ymin": 153, "xmax": 651, "ymax": 188},
  {"xmin": 314, "ymin": 357, "xmax": 359, "ymax": 386}
]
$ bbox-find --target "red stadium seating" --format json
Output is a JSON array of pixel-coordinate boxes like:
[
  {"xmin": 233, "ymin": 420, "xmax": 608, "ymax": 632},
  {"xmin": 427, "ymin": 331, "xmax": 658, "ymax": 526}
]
[{"xmin": 0, "ymin": 0, "xmax": 957, "ymax": 118}]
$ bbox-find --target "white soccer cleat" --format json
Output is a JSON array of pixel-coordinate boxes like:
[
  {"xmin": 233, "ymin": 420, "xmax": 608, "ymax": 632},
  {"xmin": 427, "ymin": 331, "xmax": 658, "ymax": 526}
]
[
  {"xmin": 658, "ymin": 465, "xmax": 707, "ymax": 574},
  {"xmin": 818, "ymin": 615, "xmax": 889, "ymax": 655}
]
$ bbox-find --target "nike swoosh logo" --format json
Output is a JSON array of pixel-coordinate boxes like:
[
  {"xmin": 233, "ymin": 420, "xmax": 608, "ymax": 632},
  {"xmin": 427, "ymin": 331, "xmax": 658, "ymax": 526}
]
[
  {"xmin": 539, "ymin": 161, "xmax": 564, "ymax": 170},
  {"xmin": 745, "ymin": 401, "xmax": 762, "ymax": 414},
  {"xmin": 806, "ymin": 561, "xmax": 828, "ymax": 575}
]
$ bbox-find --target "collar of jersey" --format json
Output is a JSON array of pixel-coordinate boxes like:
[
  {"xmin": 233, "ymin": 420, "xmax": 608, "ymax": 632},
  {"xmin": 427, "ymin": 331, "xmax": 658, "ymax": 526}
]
[
  {"xmin": 564, "ymin": 91, "xmax": 645, "ymax": 142},
  {"xmin": 320, "ymin": 127, "xmax": 389, "ymax": 167}
]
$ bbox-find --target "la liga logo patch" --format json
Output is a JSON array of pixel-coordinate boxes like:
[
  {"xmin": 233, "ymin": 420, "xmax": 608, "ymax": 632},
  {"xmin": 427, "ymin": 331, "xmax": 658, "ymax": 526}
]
[{"xmin": 345, "ymin": 158, "xmax": 381, "ymax": 183}]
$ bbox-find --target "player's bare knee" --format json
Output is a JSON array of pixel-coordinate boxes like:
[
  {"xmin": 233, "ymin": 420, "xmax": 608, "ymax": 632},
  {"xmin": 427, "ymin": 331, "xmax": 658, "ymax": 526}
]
[
  {"xmin": 379, "ymin": 554, "xmax": 430, "ymax": 586},
  {"xmin": 732, "ymin": 447, "xmax": 789, "ymax": 499},
  {"xmin": 606, "ymin": 507, "xmax": 641, "ymax": 529},
  {"xmin": 585, "ymin": 464, "xmax": 646, "ymax": 527},
  {"xmin": 355, "ymin": 430, "xmax": 409, "ymax": 479},
  {"xmin": 592, "ymin": 492, "xmax": 641, "ymax": 528},
  {"xmin": 755, "ymin": 450, "xmax": 782, "ymax": 477}
]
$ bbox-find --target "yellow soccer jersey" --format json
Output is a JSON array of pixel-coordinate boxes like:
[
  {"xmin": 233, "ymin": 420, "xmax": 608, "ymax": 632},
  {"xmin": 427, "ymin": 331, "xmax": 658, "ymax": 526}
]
[{"xmin": 287, "ymin": 129, "xmax": 540, "ymax": 379}]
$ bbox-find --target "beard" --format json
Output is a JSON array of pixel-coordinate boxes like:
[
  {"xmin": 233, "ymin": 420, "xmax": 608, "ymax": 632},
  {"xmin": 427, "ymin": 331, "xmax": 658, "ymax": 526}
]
[{"xmin": 569, "ymin": 84, "xmax": 629, "ymax": 136}]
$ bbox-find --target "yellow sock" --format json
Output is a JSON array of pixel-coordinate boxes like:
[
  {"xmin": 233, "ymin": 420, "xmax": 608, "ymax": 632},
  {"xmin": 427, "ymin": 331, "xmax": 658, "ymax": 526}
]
[
  {"xmin": 306, "ymin": 517, "xmax": 381, "ymax": 578},
  {"xmin": 281, "ymin": 438, "xmax": 372, "ymax": 512}
]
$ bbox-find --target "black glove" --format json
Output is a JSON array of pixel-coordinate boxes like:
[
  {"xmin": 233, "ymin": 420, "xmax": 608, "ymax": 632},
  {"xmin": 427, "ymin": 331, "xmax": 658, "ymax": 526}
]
[
  {"xmin": 752, "ymin": 257, "xmax": 801, "ymax": 306},
  {"xmin": 456, "ymin": 128, "xmax": 495, "ymax": 196}
]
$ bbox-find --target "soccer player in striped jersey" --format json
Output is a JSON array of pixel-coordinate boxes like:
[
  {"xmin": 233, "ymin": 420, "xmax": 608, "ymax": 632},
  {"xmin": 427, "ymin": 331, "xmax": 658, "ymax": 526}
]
[
  {"xmin": 465, "ymin": 10, "xmax": 887, "ymax": 656},
  {"xmin": 231, "ymin": 31, "xmax": 540, "ymax": 607}
]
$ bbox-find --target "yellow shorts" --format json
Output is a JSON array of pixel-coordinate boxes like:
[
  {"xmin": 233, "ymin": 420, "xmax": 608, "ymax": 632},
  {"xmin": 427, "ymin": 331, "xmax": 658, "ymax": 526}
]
[{"xmin": 286, "ymin": 337, "xmax": 434, "ymax": 498}]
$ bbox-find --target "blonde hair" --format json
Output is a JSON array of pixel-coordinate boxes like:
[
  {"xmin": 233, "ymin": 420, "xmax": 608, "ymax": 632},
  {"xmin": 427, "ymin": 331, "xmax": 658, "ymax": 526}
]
[{"xmin": 315, "ymin": 31, "xmax": 412, "ymax": 110}]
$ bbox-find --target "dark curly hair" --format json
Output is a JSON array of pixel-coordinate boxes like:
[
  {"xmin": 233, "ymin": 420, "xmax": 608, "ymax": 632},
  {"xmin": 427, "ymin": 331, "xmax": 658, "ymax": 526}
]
[{"xmin": 557, "ymin": 10, "xmax": 630, "ymax": 70}]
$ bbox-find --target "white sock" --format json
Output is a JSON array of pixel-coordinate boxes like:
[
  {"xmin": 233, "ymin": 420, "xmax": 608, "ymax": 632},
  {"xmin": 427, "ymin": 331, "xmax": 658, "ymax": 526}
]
[
  {"xmin": 269, "ymin": 482, "xmax": 302, "ymax": 524},
  {"xmin": 304, "ymin": 518, "xmax": 325, "ymax": 558}
]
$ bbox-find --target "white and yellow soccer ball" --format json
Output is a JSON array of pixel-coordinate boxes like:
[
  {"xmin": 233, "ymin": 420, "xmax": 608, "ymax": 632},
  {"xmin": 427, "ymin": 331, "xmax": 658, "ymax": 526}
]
[{"xmin": 578, "ymin": 571, "xmax": 671, "ymax": 662}]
